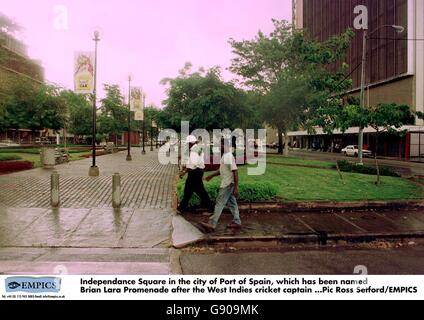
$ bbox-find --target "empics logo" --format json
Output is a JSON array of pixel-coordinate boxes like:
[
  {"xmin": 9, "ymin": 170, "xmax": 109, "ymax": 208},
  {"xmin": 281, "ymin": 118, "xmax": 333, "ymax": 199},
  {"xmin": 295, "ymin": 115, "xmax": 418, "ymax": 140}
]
[{"xmin": 5, "ymin": 277, "xmax": 61, "ymax": 293}]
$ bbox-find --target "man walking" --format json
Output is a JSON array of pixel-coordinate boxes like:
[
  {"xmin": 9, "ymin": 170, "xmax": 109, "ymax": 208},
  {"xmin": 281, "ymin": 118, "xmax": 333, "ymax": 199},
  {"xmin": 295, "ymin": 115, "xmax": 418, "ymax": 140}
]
[
  {"xmin": 177, "ymin": 135, "xmax": 214, "ymax": 214},
  {"xmin": 201, "ymin": 139, "xmax": 241, "ymax": 232}
]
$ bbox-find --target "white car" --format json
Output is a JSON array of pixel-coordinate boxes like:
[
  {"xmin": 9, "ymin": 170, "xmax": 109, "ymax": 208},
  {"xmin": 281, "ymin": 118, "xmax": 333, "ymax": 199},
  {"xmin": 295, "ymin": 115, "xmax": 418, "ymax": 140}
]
[{"xmin": 342, "ymin": 145, "xmax": 373, "ymax": 158}]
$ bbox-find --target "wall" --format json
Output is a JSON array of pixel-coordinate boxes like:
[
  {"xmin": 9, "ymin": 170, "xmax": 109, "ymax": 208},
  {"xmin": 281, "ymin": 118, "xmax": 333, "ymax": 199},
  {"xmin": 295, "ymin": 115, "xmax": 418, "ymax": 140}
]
[{"xmin": 302, "ymin": 0, "xmax": 409, "ymax": 89}]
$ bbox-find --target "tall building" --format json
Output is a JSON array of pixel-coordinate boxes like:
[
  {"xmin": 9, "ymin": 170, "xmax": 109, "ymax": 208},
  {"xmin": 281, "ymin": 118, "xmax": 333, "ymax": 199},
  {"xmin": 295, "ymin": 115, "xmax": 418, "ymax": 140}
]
[
  {"xmin": 0, "ymin": 31, "xmax": 45, "ymax": 143},
  {"xmin": 0, "ymin": 32, "xmax": 44, "ymax": 87},
  {"xmin": 290, "ymin": 0, "xmax": 424, "ymax": 161}
]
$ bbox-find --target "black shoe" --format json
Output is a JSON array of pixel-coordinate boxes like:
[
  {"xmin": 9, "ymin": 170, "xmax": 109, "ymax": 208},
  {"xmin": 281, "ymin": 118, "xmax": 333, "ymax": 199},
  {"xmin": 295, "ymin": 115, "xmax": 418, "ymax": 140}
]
[
  {"xmin": 227, "ymin": 223, "xmax": 242, "ymax": 229},
  {"xmin": 200, "ymin": 222, "xmax": 216, "ymax": 233}
]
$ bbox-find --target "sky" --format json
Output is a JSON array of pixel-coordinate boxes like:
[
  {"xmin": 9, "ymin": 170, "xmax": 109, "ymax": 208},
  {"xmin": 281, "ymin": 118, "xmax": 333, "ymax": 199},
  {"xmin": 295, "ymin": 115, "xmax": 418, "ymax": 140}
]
[{"xmin": 1, "ymin": 0, "xmax": 292, "ymax": 107}]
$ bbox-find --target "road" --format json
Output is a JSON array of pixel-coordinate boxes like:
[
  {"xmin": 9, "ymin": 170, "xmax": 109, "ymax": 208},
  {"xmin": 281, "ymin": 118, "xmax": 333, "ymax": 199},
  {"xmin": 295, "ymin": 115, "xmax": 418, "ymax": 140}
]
[{"xmin": 180, "ymin": 243, "xmax": 424, "ymax": 275}]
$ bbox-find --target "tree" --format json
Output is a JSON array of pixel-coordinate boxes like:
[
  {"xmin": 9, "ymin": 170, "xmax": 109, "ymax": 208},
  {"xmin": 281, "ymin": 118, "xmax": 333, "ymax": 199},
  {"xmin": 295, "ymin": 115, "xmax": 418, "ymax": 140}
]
[
  {"xmin": 98, "ymin": 84, "xmax": 127, "ymax": 139},
  {"xmin": 2, "ymin": 79, "xmax": 67, "ymax": 139},
  {"xmin": 262, "ymin": 77, "xmax": 309, "ymax": 155},
  {"xmin": 0, "ymin": 13, "xmax": 21, "ymax": 35},
  {"xmin": 61, "ymin": 90, "xmax": 92, "ymax": 142},
  {"xmin": 340, "ymin": 103, "xmax": 414, "ymax": 184},
  {"xmin": 161, "ymin": 66, "xmax": 247, "ymax": 132},
  {"xmin": 229, "ymin": 19, "xmax": 354, "ymax": 154}
]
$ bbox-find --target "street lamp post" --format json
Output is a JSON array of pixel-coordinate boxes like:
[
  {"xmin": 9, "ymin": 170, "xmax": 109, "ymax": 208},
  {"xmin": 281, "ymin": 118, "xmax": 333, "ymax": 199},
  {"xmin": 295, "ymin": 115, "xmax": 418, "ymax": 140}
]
[
  {"xmin": 156, "ymin": 126, "xmax": 159, "ymax": 149},
  {"xmin": 150, "ymin": 118, "xmax": 154, "ymax": 151},
  {"xmin": 126, "ymin": 75, "xmax": 132, "ymax": 161},
  {"xmin": 88, "ymin": 31, "xmax": 101, "ymax": 177},
  {"xmin": 357, "ymin": 24, "xmax": 404, "ymax": 165},
  {"xmin": 142, "ymin": 93, "xmax": 146, "ymax": 155}
]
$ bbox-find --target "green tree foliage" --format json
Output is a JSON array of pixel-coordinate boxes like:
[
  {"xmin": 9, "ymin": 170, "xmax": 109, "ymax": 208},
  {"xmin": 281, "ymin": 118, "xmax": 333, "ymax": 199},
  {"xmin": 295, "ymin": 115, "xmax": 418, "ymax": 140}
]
[
  {"xmin": 60, "ymin": 90, "xmax": 92, "ymax": 138},
  {"xmin": 98, "ymin": 84, "xmax": 128, "ymax": 137},
  {"xmin": 1, "ymin": 78, "xmax": 66, "ymax": 133},
  {"xmin": 339, "ymin": 102, "xmax": 414, "ymax": 184},
  {"xmin": 0, "ymin": 13, "xmax": 21, "ymax": 35},
  {"xmin": 230, "ymin": 19, "xmax": 354, "ymax": 154},
  {"xmin": 161, "ymin": 65, "xmax": 247, "ymax": 131}
]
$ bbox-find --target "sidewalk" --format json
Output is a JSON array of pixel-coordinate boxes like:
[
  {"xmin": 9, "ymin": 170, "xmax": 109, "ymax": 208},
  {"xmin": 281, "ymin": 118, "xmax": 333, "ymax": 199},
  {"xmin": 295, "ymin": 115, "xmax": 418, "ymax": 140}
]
[
  {"xmin": 0, "ymin": 148, "xmax": 177, "ymax": 208},
  {"xmin": 0, "ymin": 149, "xmax": 183, "ymax": 274},
  {"xmin": 180, "ymin": 208, "xmax": 424, "ymax": 246}
]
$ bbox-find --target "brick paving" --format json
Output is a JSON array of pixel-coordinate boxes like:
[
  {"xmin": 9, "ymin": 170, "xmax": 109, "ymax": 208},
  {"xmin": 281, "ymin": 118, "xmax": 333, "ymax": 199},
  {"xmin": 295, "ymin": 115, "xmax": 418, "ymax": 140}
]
[{"xmin": 0, "ymin": 149, "xmax": 178, "ymax": 209}]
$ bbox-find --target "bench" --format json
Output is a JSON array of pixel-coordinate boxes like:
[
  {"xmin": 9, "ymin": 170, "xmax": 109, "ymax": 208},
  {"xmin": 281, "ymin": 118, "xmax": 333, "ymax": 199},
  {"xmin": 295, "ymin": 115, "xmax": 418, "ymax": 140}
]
[
  {"xmin": 55, "ymin": 149, "xmax": 70, "ymax": 164},
  {"xmin": 105, "ymin": 142, "xmax": 119, "ymax": 154}
]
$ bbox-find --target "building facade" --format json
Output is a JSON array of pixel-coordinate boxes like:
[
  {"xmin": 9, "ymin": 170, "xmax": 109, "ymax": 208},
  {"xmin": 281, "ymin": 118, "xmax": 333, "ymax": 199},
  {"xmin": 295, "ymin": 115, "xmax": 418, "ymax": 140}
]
[
  {"xmin": 291, "ymin": 0, "xmax": 424, "ymax": 161},
  {"xmin": 0, "ymin": 32, "xmax": 45, "ymax": 144}
]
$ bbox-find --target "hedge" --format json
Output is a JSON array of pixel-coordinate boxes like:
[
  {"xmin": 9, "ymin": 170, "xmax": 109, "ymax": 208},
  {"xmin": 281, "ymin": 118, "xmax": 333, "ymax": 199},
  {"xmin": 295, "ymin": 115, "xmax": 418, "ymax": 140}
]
[
  {"xmin": 0, "ymin": 148, "xmax": 87, "ymax": 154},
  {"xmin": 0, "ymin": 161, "xmax": 33, "ymax": 173},
  {"xmin": 336, "ymin": 160, "xmax": 400, "ymax": 177},
  {"xmin": 0, "ymin": 149, "xmax": 40, "ymax": 154},
  {"xmin": 0, "ymin": 154, "xmax": 22, "ymax": 161},
  {"xmin": 177, "ymin": 177, "xmax": 278, "ymax": 208}
]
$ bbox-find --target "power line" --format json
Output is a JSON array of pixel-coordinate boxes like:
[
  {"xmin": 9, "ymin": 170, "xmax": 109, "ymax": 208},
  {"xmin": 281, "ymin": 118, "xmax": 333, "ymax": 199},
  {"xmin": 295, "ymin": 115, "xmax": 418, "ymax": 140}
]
[{"xmin": 334, "ymin": 61, "xmax": 363, "ymax": 90}]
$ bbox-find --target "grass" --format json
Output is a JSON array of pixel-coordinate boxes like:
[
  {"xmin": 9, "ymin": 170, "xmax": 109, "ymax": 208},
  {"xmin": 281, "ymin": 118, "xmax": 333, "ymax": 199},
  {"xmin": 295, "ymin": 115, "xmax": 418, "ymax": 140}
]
[
  {"xmin": 266, "ymin": 155, "xmax": 335, "ymax": 169},
  {"xmin": 256, "ymin": 164, "xmax": 422, "ymax": 202},
  {"xmin": 0, "ymin": 148, "xmax": 91, "ymax": 154},
  {"xmin": 0, "ymin": 151, "xmax": 90, "ymax": 168},
  {"xmin": 1, "ymin": 153, "xmax": 42, "ymax": 167},
  {"xmin": 0, "ymin": 154, "xmax": 22, "ymax": 161},
  {"xmin": 178, "ymin": 159, "xmax": 423, "ymax": 205}
]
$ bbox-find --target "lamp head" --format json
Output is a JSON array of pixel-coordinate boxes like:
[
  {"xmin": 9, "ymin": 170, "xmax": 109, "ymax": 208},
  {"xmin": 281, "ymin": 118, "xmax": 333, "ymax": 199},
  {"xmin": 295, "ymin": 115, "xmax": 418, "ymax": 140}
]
[
  {"xmin": 391, "ymin": 25, "xmax": 405, "ymax": 33},
  {"xmin": 93, "ymin": 30, "xmax": 101, "ymax": 41}
]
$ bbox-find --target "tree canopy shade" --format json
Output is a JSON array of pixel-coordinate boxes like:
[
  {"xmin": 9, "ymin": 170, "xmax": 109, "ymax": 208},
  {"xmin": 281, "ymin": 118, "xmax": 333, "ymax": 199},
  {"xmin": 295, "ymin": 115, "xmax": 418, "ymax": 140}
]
[
  {"xmin": 229, "ymin": 19, "xmax": 354, "ymax": 154},
  {"xmin": 98, "ymin": 84, "xmax": 128, "ymax": 137},
  {"xmin": 0, "ymin": 78, "xmax": 67, "ymax": 133},
  {"xmin": 338, "ymin": 102, "xmax": 414, "ymax": 184},
  {"xmin": 60, "ymin": 90, "xmax": 92, "ymax": 138},
  {"xmin": 160, "ymin": 66, "xmax": 249, "ymax": 132}
]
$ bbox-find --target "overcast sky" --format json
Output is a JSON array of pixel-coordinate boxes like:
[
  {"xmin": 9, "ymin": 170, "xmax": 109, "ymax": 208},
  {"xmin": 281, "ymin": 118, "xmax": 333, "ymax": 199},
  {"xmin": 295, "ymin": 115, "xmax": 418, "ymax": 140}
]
[{"xmin": 1, "ymin": 0, "xmax": 292, "ymax": 107}]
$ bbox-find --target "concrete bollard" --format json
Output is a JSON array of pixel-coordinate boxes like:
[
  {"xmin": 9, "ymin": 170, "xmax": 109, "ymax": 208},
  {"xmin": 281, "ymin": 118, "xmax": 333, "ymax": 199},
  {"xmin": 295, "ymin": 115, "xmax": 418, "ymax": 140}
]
[
  {"xmin": 51, "ymin": 171, "xmax": 60, "ymax": 207},
  {"xmin": 112, "ymin": 173, "xmax": 121, "ymax": 208}
]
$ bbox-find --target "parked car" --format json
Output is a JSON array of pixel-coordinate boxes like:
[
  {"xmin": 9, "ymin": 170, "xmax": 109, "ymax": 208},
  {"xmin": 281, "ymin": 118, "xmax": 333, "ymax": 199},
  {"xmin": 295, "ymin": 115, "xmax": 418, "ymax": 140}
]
[
  {"xmin": 0, "ymin": 139, "xmax": 20, "ymax": 148},
  {"xmin": 341, "ymin": 145, "xmax": 373, "ymax": 158}
]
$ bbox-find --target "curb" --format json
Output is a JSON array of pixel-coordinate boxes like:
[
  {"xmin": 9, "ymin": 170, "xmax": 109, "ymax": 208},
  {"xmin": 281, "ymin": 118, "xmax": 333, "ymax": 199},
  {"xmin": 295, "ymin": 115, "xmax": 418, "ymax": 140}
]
[
  {"xmin": 188, "ymin": 200, "xmax": 424, "ymax": 214},
  {"xmin": 202, "ymin": 231, "xmax": 424, "ymax": 246}
]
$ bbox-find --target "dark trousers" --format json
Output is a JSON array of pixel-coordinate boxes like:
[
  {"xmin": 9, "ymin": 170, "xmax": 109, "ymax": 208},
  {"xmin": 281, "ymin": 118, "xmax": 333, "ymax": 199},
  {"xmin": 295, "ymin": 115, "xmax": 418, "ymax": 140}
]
[{"xmin": 178, "ymin": 169, "xmax": 213, "ymax": 212}]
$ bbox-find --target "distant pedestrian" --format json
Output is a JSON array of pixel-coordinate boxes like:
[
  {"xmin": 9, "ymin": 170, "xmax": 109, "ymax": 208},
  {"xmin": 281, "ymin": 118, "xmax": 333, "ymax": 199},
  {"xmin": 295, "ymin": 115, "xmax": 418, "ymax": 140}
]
[
  {"xmin": 177, "ymin": 135, "xmax": 214, "ymax": 214},
  {"xmin": 201, "ymin": 139, "xmax": 241, "ymax": 232}
]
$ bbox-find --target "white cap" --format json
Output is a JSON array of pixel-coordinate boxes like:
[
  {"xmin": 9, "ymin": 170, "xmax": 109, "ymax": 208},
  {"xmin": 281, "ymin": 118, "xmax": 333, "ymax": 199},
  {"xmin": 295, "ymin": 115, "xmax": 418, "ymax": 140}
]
[{"xmin": 186, "ymin": 135, "xmax": 197, "ymax": 144}]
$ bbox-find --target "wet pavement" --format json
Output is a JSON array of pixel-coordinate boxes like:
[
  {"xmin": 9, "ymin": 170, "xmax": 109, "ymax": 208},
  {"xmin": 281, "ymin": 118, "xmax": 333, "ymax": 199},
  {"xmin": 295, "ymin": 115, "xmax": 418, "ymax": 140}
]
[
  {"xmin": 0, "ymin": 149, "xmax": 183, "ymax": 274},
  {"xmin": 180, "ymin": 245, "xmax": 424, "ymax": 275},
  {"xmin": 0, "ymin": 148, "xmax": 177, "ymax": 208},
  {"xmin": 183, "ymin": 208, "xmax": 424, "ymax": 241}
]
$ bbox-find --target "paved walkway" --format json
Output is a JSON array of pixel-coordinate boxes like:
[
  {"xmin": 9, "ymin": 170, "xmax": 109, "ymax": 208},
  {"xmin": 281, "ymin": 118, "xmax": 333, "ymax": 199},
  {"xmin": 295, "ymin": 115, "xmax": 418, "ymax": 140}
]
[
  {"xmin": 184, "ymin": 208, "xmax": 424, "ymax": 243},
  {"xmin": 0, "ymin": 148, "xmax": 177, "ymax": 208},
  {"xmin": 0, "ymin": 149, "xmax": 184, "ymax": 274}
]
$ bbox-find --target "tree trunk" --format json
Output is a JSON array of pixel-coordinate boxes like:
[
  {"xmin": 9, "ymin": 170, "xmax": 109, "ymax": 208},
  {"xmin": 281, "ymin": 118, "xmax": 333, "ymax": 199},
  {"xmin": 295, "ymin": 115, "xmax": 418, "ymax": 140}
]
[
  {"xmin": 284, "ymin": 130, "xmax": 289, "ymax": 157},
  {"xmin": 277, "ymin": 127, "xmax": 283, "ymax": 155},
  {"xmin": 375, "ymin": 132, "xmax": 381, "ymax": 185}
]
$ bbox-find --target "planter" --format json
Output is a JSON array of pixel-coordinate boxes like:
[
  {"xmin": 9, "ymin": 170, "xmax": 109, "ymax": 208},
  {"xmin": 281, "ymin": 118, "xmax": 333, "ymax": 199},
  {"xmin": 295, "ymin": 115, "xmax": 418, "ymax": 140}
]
[{"xmin": 40, "ymin": 147, "xmax": 55, "ymax": 169}]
